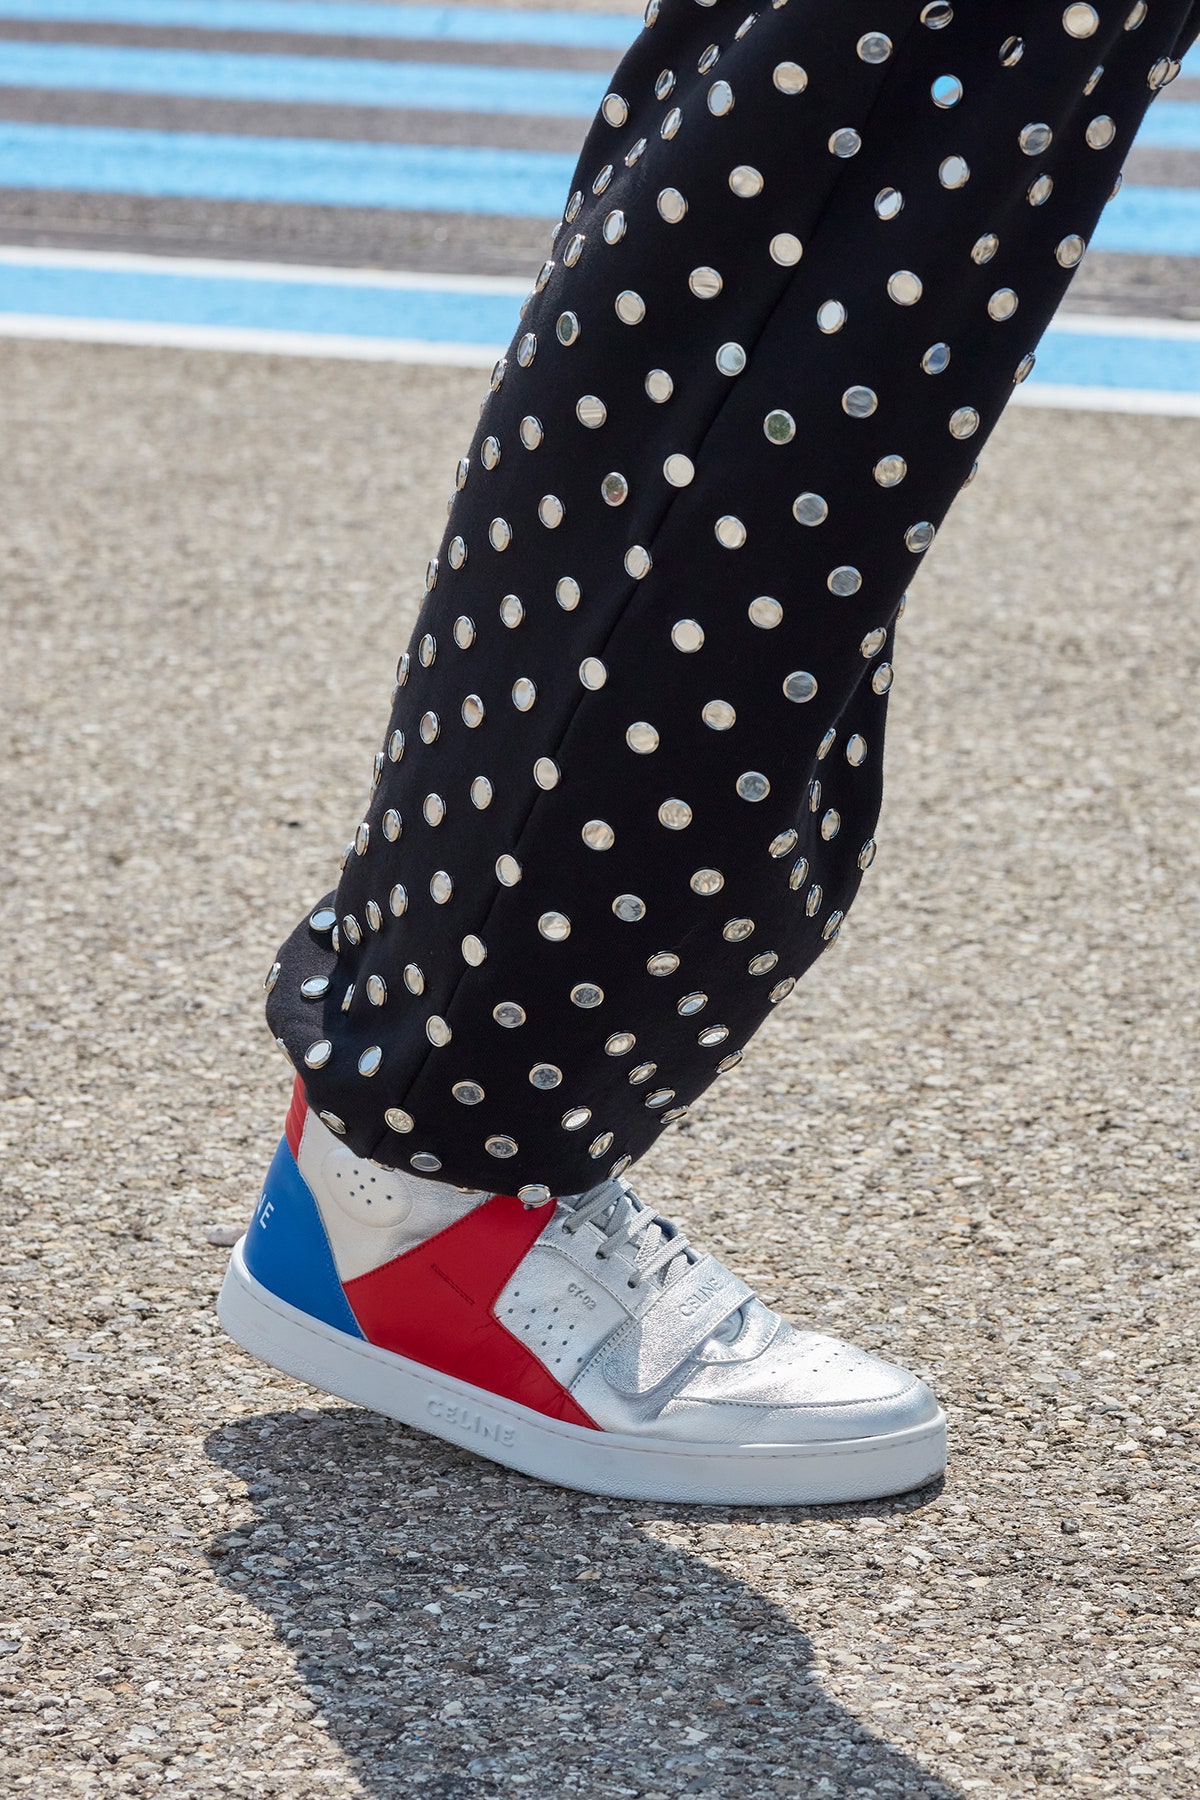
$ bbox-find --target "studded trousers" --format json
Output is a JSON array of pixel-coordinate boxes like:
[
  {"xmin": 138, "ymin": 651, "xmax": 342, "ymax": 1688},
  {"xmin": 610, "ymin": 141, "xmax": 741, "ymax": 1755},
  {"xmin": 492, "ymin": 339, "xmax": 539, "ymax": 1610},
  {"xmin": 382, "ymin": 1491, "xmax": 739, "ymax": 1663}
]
[{"xmin": 266, "ymin": 0, "xmax": 1198, "ymax": 1201}]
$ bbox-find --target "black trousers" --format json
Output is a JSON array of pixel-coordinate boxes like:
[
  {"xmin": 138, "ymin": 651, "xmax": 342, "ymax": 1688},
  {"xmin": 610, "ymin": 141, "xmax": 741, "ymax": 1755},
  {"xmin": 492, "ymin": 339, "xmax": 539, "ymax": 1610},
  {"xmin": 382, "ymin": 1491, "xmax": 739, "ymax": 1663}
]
[{"xmin": 267, "ymin": 0, "xmax": 1198, "ymax": 1199}]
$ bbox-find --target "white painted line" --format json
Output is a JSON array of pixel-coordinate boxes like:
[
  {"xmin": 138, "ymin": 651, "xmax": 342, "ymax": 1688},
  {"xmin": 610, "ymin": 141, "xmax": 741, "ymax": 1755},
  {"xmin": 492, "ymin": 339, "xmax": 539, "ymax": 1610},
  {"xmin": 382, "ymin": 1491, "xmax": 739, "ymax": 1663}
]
[
  {"xmin": 0, "ymin": 312, "xmax": 502, "ymax": 364},
  {"xmin": 0, "ymin": 244, "xmax": 530, "ymax": 296},
  {"xmin": 1011, "ymin": 381, "xmax": 1200, "ymax": 417},
  {"xmin": 1052, "ymin": 311, "xmax": 1200, "ymax": 342}
]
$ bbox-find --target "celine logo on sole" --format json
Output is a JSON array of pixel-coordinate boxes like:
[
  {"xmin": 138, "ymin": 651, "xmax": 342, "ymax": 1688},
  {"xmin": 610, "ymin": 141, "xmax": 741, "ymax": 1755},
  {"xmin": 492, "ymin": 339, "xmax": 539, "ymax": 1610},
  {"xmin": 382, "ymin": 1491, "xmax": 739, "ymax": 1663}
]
[{"xmin": 427, "ymin": 1396, "xmax": 515, "ymax": 1446}]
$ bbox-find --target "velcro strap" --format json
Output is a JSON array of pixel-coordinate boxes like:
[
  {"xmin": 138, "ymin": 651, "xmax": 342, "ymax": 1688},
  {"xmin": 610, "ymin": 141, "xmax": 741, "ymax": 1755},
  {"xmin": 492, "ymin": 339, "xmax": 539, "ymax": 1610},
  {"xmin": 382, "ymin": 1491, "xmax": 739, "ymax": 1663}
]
[{"xmin": 602, "ymin": 1257, "xmax": 752, "ymax": 1396}]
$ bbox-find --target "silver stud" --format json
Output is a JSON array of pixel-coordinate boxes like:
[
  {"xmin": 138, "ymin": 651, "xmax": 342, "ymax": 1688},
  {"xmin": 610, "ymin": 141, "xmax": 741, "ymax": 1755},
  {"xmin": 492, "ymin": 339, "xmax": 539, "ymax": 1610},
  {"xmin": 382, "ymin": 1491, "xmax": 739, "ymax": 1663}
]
[
  {"xmin": 764, "ymin": 410, "xmax": 795, "ymax": 445},
  {"xmin": 1020, "ymin": 122, "xmax": 1053, "ymax": 156},
  {"xmin": 671, "ymin": 618, "xmax": 704, "ymax": 653},
  {"xmin": 645, "ymin": 370, "xmax": 675, "ymax": 407},
  {"xmin": 304, "ymin": 1040, "xmax": 332, "ymax": 1069},
  {"xmin": 702, "ymin": 699, "xmax": 736, "ymax": 730},
  {"xmin": 470, "ymin": 776, "xmax": 493, "ymax": 809},
  {"xmin": 447, "ymin": 537, "xmax": 466, "ymax": 572},
  {"xmin": 691, "ymin": 868, "xmax": 725, "ymax": 895},
  {"xmin": 729, "ymin": 165, "xmax": 764, "ymax": 198},
  {"xmin": 875, "ymin": 187, "xmax": 903, "ymax": 221},
  {"xmin": 564, "ymin": 190, "xmax": 582, "ymax": 223},
  {"xmin": 538, "ymin": 911, "xmax": 571, "ymax": 943},
  {"xmin": 627, "ymin": 721, "xmax": 660, "ymax": 753},
  {"xmin": 821, "ymin": 809, "xmax": 841, "ymax": 841},
  {"xmin": 828, "ymin": 565, "xmax": 863, "ymax": 596},
  {"xmin": 1084, "ymin": 64, "xmax": 1105, "ymax": 95},
  {"xmin": 658, "ymin": 798, "xmax": 692, "ymax": 830},
  {"xmin": 783, "ymin": 670, "xmax": 818, "ymax": 703},
  {"xmin": 579, "ymin": 656, "xmax": 608, "ymax": 691},
  {"xmin": 861, "ymin": 627, "xmax": 887, "ymax": 656},
  {"xmin": 419, "ymin": 633, "xmax": 437, "ymax": 669},
  {"xmin": 770, "ymin": 977, "xmax": 796, "ymax": 1005},
  {"xmin": 707, "ymin": 79, "xmax": 734, "ymax": 115},
  {"xmin": 516, "ymin": 332, "xmax": 536, "ymax": 369},
  {"xmin": 602, "ymin": 93, "xmax": 629, "ymax": 127},
  {"xmin": 817, "ymin": 300, "xmax": 847, "ymax": 333},
  {"xmin": 858, "ymin": 31, "xmax": 892, "ymax": 62},
  {"xmin": 1125, "ymin": 1, "xmax": 1147, "ymax": 24},
  {"xmin": 715, "ymin": 343, "xmax": 748, "ymax": 378},
  {"xmin": 773, "ymin": 61, "xmax": 808, "ymax": 93},
  {"xmin": 698, "ymin": 1024, "xmax": 729, "ymax": 1048},
  {"xmin": 452, "ymin": 618, "xmax": 475, "ymax": 654},
  {"xmin": 658, "ymin": 188, "xmax": 687, "ymax": 223},
  {"xmin": 454, "ymin": 1081, "xmax": 485, "ymax": 1106},
  {"xmin": 385, "ymin": 1108, "xmax": 414, "ymax": 1134},
  {"xmin": 624, "ymin": 136, "xmax": 647, "ymax": 169},
  {"xmin": 769, "ymin": 829, "xmax": 798, "ymax": 859},
  {"xmin": 792, "ymin": 492, "xmax": 828, "ymax": 526},
  {"xmin": 577, "ymin": 394, "xmax": 607, "ymax": 429},
  {"xmin": 624, "ymin": 545, "xmax": 653, "ymax": 579},
  {"xmin": 1000, "ymin": 33, "xmax": 1024, "ymax": 64},
  {"xmin": 299, "ymin": 974, "xmax": 327, "ymax": 1000},
  {"xmin": 931, "ymin": 73, "xmax": 963, "ymax": 108},
  {"xmin": 519, "ymin": 417, "xmax": 544, "ymax": 452},
  {"xmin": 887, "ymin": 270, "xmax": 923, "ymax": 306},
  {"xmin": 905, "ymin": 522, "xmax": 935, "ymax": 552},
  {"xmin": 423, "ymin": 793, "xmax": 445, "ymax": 827},
  {"xmin": 817, "ymin": 730, "xmax": 835, "ymax": 761},
  {"xmin": 343, "ymin": 913, "xmax": 362, "ymax": 946},
  {"xmin": 822, "ymin": 911, "xmax": 844, "ymax": 941},
  {"xmin": 603, "ymin": 209, "xmax": 626, "ymax": 244},
  {"xmin": 770, "ymin": 233, "xmax": 803, "ymax": 266},
  {"xmin": 949, "ymin": 406, "xmax": 980, "ymax": 439},
  {"xmin": 922, "ymin": 341, "xmax": 952, "ymax": 373},
  {"xmin": 689, "ymin": 266, "xmax": 723, "ymax": 299},
  {"xmin": 715, "ymin": 515, "xmax": 747, "ymax": 548},
  {"xmin": 489, "ymin": 356, "xmax": 506, "ymax": 392},
  {"xmin": 1056, "ymin": 235, "xmax": 1086, "ymax": 268},
  {"xmin": 661, "ymin": 105, "xmax": 682, "ymax": 139},
  {"xmin": 723, "ymin": 919, "xmax": 755, "ymax": 944},
  {"xmin": 859, "ymin": 840, "xmax": 878, "ymax": 871},
  {"xmin": 1086, "ymin": 115, "xmax": 1116, "ymax": 149},
  {"xmin": 389, "ymin": 884, "xmax": 407, "ymax": 917},
  {"xmin": 829, "ymin": 128, "xmax": 862, "ymax": 158},
  {"xmin": 872, "ymin": 662, "xmax": 895, "ymax": 694},
  {"xmin": 716, "ymin": 1052, "xmax": 742, "ymax": 1074},
  {"xmin": 939, "ymin": 155, "xmax": 970, "ymax": 189},
  {"xmin": 921, "ymin": 1, "xmax": 953, "ymax": 25},
  {"xmin": 615, "ymin": 291, "xmax": 646, "ymax": 325},
  {"xmin": 748, "ymin": 951, "xmax": 778, "ymax": 975},
  {"xmin": 496, "ymin": 852, "xmax": 522, "ymax": 885},
  {"xmin": 533, "ymin": 757, "xmax": 560, "ymax": 790},
  {"xmin": 1028, "ymin": 174, "xmax": 1054, "ymax": 206},
  {"xmin": 663, "ymin": 452, "xmax": 694, "ymax": 487},
  {"xmin": 354, "ymin": 822, "xmax": 370, "ymax": 857},
  {"xmin": 404, "ymin": 963, "xmax": 425, "ymax": 996},
  {"xmin": 556, "ymin": 576, "xmax": 581, "ymax": 610},
  {"xmin": 486, "ymin": 1134, "xmax": 518, "ymax": 1159},
  {"xmin": 410, "ymin": 1152, "xmax": 441, "ymax": 1173},
  {"xmin": 366, "ymin": 973, "xmax": 387, "ymax": 1007},
  {"xmin": 601, "ymin": 472, "xmax": 629, "ymax": 507},
  {"xmin": 613, "ymin": 893, "xmax": 646, "ymax": 921},
  {"xmin": 736, "ymin": 771, "xmax": 770, "ymax": 802},
  {"xmin": 788, "ymin": 857, "xmax": 809, "ymax": 891},
  {"xmin": 480, "ymin": 436, "xmax": 501, "ymax": 471},
  {"xmin": 589, "ymin": 1133, "xmax": 614, "ymax": 1159},
  {"xmin": 874, "ymin": 455, "xmax": 907, "ymax": 487},
  {"xmin": 420, "ymin": 711, "xmax": 440, "ymax": 746},
  {"xmin": 647, "ymin": 951, "xmax": 680, "ymax": 975},
  {"xmin": 1063, "ymin": 2, "xmax": 1098, "ymax": 33},
  {"xmin": 511, "ymin": 676, "xmax": 537, "ymax": 713},
  {"xmin": 805, "ymin": 884, "xmax": 823, "ymax": 916},
  {"xmin": 430, "ymin": 870, "xmax": 453, "ymax": 905},
  {"xmin": 358, "ymin": 1045, "xmax": 382, "ymax": 1077},
  {"xmin": 562, "ymin": 1107, "xmax": 592, "ymax": 1131},
  {"xmin": 538, "ymin": 494, "xmax": 565, "ymax": 528},
  {"xmin": 988, "ymin": 288, "xmax": 1018, "ymax": 321},
  {"xmin": 842, "ymin": 386, "xmax": 878, "ymax": 418},
  {"xmin": 679, "ymin": 992, "xmax": 709, "ymax": 1019},
  {"xmin": 494, "ymin": 1001, "xmax": 526, "ymax": 1028},
  {"xmin": 377, "ymin": 812, "xmax": 401, "ymax": 849},
  {"xmin": 582, "ymin": 819, "xmax": 616, "ymax": 850},
  {"xmin": 388, "ymin": 727, "xmax": 405, "ymax": 761},
  {"xmin": 556, "ymin": 312, "xmax": 580, "ymax": 348},
  {"xmin": 497, "ymin": 595, "xmax": 523, "ymax": 630},
  {"xmin": 749, "ymin": 596, "xmax": 783, "ymax": 628},
  {"xmin": 629, "ymin": 1061, "xmax": 657, "ymax": 1084},
  {"xmin": 655, "ymin": 68, "xmax": 676, "ymax": 100},
  {"xmin": 529, "ymin": 1063, "xmax": 562, "ymax": 1088},
  {"xmin": 571, "ymin": 983, "xmax": 604, "ymax": 1008},
  {"xmin": 462, "ymin": 934, "xmax": 487, "ymax": 966},
  {"xmin": 645, "ymin": 1089, "xmax": 675, "ymax": 1109}
]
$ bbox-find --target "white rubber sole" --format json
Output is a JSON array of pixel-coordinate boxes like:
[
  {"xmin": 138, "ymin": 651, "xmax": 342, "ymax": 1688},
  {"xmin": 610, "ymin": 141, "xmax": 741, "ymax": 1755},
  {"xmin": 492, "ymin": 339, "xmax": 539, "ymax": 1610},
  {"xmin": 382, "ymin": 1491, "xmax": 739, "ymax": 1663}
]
[{"xmin": 218, "ymin": 1240, "xmax": 947, "ymax": 1506}]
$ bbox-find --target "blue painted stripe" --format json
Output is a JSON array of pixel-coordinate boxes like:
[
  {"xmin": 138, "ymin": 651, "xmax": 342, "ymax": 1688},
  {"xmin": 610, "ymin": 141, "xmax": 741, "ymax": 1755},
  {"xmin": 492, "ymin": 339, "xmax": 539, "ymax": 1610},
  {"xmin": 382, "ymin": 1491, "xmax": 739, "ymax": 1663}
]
[
  {"xmin": 0, "ymin": 257, "xmax": 521, "ymax": 339},
  {"xmin": 1135, "ymin": 98, "xmax": 1200, "ymax": 148},
  {"xmin": 0, "ymin": 122, "xmax": 573, "ymax": 216},
  {"xmin": 0, "ymin": 41, "xmax": 607, "ymax": 116},
  {"xmin": 1033, "ymin": 327, "xmax": 1200, "ymax": 394},
  {"xmin": 1092, "ymin": 181, "xmax": 1200, "ymax": 255},
  {"xmin": 0, "ymin": 0, "xmax": 637, "ymax": 50}
]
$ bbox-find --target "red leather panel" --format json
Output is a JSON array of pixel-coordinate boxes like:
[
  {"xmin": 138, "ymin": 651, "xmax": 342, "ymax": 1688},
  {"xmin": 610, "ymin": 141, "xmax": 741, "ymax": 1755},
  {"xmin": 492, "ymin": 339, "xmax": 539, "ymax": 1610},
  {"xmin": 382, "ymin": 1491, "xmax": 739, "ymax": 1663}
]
[
  {"xmin": 284, "ymin": 1074, "xmax": 307, "ymax": 1159},
  {"xmin": 344, "ymin": 1195, "xmax": 598, "ymax": 1429}
]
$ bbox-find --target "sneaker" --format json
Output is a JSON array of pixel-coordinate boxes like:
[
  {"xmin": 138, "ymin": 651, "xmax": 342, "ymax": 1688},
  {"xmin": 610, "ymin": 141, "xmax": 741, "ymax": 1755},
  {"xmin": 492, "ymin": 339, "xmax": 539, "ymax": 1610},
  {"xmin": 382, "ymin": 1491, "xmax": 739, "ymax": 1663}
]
[{"xmin": 218, "ymin": 1079, "xmax": 946, "ymax": 1505}]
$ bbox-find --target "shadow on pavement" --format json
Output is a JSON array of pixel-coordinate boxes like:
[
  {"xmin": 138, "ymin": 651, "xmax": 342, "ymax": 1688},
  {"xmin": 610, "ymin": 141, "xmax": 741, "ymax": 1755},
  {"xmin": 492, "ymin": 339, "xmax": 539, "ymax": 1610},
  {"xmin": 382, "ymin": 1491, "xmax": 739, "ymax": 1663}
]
[{"xmin": 205, "ymin": 1407, "xmax": 960, "ymax": 1799}]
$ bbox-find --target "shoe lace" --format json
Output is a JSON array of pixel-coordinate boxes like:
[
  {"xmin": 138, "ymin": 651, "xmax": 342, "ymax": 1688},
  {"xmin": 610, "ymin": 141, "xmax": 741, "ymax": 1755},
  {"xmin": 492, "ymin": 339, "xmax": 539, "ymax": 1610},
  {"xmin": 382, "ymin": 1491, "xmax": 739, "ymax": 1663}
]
[{"xmin": 559, "ymin": 1178, "xmax": 695, "ymax": 1292}]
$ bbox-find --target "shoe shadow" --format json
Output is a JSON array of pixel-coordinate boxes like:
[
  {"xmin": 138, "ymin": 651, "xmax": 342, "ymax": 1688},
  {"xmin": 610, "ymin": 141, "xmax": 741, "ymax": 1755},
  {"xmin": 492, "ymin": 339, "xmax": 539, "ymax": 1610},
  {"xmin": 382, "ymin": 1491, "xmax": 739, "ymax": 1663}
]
[{"xmin": 205, "ymin": 1408, "xmax": 961, "ymax": 1800}]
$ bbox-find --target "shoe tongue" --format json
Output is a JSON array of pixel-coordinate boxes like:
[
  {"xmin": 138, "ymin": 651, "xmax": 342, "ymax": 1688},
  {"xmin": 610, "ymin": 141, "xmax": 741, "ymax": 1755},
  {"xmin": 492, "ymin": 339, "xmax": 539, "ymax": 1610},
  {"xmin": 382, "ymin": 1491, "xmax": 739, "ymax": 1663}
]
[{"xmin": 569, "ymin": 1179, "xmax": 689, "ymax": 1286}]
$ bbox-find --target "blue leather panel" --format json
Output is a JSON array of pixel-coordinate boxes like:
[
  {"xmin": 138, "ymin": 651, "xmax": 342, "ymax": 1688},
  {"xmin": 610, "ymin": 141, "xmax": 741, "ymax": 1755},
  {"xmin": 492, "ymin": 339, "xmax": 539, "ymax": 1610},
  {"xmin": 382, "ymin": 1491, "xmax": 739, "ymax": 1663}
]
[{"xmin": 243, "ymin": 1137, "xmax": 365, "ymax": 1339}]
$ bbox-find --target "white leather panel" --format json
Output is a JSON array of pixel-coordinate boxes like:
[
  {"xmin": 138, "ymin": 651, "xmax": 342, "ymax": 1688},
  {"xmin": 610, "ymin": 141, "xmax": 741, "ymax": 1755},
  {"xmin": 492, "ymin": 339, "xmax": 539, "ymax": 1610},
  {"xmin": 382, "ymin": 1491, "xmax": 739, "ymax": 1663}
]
[{"xmin": 297, "ymin": 1111, "xmax": 488, "ymax": 1282}]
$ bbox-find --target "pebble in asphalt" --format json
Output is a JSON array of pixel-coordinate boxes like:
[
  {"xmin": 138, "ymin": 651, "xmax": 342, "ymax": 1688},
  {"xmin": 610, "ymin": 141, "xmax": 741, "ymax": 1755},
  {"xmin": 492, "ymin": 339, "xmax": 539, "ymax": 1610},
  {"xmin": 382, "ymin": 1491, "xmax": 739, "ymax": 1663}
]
[{"xmin": 0, "ymin": 341, "xmax": 1198, "ymax": 1798}]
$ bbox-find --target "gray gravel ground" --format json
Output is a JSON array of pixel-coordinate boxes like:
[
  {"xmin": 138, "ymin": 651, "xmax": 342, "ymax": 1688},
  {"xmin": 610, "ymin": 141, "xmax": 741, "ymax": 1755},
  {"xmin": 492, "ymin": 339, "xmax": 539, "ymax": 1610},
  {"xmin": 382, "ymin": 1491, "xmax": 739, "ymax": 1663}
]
[{"xmin": 1, "ymin": 340, "xmax": 1198, "ymax": 1800}]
